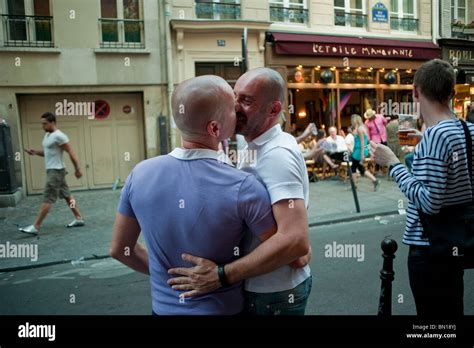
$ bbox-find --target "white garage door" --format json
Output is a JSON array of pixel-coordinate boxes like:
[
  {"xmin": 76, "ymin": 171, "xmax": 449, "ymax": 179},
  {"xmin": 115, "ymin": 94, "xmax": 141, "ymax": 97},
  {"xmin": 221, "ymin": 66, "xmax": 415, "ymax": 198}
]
[{"xmin": 20, "ymin": 93, "xmax": 145, "ymax": 194}]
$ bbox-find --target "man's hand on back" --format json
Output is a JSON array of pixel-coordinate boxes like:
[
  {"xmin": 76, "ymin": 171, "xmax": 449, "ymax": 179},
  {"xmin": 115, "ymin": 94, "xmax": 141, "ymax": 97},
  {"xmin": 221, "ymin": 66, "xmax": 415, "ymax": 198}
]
[{"xmin": 167, "ymin": 254, "xmax": 220, "ymax": 298}]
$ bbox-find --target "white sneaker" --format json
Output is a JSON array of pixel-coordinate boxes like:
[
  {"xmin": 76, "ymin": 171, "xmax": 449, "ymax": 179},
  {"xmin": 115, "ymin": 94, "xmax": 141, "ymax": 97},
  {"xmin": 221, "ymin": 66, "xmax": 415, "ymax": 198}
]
[
  {"xmin": 66, "ymin": 219, "xmax": 85, "ymax": 228},
  {"xmin": 19, "ymin": 225, "xmax": 39, "ymax": 235}
]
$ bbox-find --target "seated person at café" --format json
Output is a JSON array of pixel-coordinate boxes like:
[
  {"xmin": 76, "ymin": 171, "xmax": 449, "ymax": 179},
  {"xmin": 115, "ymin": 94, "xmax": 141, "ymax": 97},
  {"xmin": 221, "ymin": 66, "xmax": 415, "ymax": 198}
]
[
  {"xmin": 301, "ymin": 130, "xmax": 339, "ymax": 171},
  {"xmin": 326, "ymin": 126, "xmax": 348, "ymax": 161}
]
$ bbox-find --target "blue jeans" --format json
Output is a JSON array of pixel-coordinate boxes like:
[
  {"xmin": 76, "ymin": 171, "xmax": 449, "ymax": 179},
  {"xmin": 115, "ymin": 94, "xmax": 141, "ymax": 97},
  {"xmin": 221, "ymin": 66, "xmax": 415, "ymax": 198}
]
[{"xmin": 244, "ymin": 276, "xmax": 312, "ymax": 315}]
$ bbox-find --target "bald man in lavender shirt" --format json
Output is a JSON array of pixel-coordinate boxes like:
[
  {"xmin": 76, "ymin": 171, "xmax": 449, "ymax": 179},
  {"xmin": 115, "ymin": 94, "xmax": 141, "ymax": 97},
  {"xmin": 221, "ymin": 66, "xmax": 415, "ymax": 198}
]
[{"xmin": 110, "ymin": 76, "xmax": 279, "ymax": 315}]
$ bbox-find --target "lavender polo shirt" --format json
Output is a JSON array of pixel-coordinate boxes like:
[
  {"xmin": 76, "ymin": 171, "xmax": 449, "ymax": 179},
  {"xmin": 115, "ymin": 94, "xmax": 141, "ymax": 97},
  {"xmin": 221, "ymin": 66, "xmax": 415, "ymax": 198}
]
[{"xmin": 117, "ymin": 148, "xmax": 276, "ymax": 315}]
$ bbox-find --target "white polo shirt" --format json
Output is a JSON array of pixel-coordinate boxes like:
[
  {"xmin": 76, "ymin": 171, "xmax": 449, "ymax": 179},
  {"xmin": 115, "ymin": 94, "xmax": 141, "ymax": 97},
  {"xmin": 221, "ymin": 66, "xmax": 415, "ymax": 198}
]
[
  {"xmin": 238, "ymin": 124, "xmax": 311, "ymax": 293},
  {"xmin": 326, "ymin": 135, "xmax": 348, "ymax": 153}
]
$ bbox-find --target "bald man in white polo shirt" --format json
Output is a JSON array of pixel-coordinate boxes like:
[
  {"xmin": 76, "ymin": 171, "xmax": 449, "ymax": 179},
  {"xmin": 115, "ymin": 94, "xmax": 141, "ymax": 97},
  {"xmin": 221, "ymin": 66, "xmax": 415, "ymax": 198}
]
[{"xmin": 168, "ymin": 68, "xmax": 312, "ymax": 315}]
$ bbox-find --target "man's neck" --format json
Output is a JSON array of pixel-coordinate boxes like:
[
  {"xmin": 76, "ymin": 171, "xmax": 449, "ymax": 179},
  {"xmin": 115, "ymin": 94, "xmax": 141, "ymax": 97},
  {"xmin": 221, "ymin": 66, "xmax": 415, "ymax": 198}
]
[
  {"xmin": 244, "ymin": 122, "xmax": 278, "ymax": 143},
  {"xmin": 422, "ymin": 103, "xmax": 455, "ymax": 128},
  {"xmin": 182, "ymin": 139, "xmax": 218, "ymax": 151}
]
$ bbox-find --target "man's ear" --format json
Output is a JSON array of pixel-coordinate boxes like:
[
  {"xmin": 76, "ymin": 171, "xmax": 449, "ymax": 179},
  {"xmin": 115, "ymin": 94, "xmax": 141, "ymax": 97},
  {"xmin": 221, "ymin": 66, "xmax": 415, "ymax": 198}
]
[
  {"xmin": 207, "ymin": 120, "xmax": 220, "ymax": 138},
  {"xmin": 413, "ymin": 85, "xmax": 420, "ymax": 100},
  {"xmin": 270, "ymin": 101, "xmax": 282, "ymax": 117}
]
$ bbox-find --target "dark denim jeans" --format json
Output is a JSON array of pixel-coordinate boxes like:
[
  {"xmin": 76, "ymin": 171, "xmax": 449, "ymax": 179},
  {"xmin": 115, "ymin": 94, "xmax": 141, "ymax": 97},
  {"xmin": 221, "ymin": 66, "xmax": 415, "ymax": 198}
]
[
  {"xmin": 244, "ymin": 276, "xmax": 312, "ymax": 315},
  {"xmin": 408, "ymin": 246, "xmax": 464, "ymax": 317}
]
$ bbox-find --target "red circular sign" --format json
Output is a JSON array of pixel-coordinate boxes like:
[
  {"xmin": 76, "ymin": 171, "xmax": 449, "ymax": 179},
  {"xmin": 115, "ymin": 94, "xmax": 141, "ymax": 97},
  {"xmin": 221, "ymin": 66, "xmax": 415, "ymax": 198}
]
[
  {"xmin": 123, "ymin": 105, "xmax": 132, "ymax": 114},
  {"xmin": 94, "ymin": 100, "xmax": 110, "ymax": 120}
]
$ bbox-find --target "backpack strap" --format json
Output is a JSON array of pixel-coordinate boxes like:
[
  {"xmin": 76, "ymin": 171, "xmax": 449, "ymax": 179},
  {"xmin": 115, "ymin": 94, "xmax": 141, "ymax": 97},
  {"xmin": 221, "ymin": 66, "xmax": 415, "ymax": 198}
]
[{"xmin": 460, "ymin": 120, "xmax": 473, "ymax": 197}]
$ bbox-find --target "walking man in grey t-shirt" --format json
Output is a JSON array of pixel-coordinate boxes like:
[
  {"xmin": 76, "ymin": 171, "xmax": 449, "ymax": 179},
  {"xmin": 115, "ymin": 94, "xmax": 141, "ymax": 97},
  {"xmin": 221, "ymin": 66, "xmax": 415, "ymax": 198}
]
[{"xmin": 19, "ymin": 112, "xmax": 84, "ymax": 235}]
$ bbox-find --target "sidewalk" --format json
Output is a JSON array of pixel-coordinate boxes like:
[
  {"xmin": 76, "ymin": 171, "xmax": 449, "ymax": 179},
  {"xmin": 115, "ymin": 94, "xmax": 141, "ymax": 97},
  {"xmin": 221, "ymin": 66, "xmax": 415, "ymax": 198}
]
[{"xmin": 0, "ymin": 175, "xmax": 407, "ymax": 271}]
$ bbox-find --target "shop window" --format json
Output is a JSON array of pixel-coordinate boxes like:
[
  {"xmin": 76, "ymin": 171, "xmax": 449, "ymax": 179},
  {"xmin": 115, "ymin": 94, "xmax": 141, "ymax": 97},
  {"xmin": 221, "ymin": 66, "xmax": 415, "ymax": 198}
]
[
  {"xmin": 334, "ymin": 0, "xmax": 366, "ymax": 28},
  {"xmin": 390, "ymin": 0, "xmax": 418, "ymax": 32},
  {"xmin": 99, "ymin": 0, "xmax": 144, "ymax": 49},
  {"xmin": 195, "ymin": 0, "xmax": 241, "ymax": 20},
  {"xmin": 399, "ymin": 69, "xmax": 415, "ymax": 85},
  {"xmin": 270, "ymin": 0, "xmax": 308, "ymax": 24},
  {"xmin": 1, "ymin": 0, "xmax": 53, "ymax": 47},
  {"xmin": 287, "ymin": 66, "xmax": 312, "ymax": 83},
  {"xmin": 339, "ymin": 69, "xmax": 375, "ymax": 84}
]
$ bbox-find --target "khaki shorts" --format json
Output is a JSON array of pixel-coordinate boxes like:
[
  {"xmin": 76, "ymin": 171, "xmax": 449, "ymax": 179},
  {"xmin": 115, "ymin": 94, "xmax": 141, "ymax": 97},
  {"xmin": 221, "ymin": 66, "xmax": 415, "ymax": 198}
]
[{"xmin": 43, "ymin": 169, "xmax": 71, "ymax": 204}]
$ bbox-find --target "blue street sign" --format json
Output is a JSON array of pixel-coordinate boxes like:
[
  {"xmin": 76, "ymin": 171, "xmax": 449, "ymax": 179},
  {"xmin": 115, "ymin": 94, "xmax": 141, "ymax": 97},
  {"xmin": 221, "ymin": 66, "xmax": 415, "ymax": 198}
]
[{"xmin": 372, "ymin": 2, "xmax": 388, "ymax": 23}]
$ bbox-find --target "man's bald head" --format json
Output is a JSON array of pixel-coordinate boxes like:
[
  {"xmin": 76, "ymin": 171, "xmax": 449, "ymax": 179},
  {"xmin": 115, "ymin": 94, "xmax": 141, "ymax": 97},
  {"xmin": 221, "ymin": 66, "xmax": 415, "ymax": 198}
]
[
  {"xmin": 172, "ymin": 75, "xmax": 234, "ymax": 140},
  {"xmin": 234, "ymin": 68, "xmax": 286, "ymax": 140},
  {"xmin": 241, "ymin": 67, "xmax": 286, "ymax": 104}
]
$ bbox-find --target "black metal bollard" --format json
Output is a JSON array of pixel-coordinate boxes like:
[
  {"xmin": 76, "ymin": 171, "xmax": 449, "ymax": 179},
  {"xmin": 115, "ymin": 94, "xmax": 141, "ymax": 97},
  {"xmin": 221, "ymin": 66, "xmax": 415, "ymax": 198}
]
[{"xmin": 378, "ymin": 238, "xmax": 398, "ymax": 316}]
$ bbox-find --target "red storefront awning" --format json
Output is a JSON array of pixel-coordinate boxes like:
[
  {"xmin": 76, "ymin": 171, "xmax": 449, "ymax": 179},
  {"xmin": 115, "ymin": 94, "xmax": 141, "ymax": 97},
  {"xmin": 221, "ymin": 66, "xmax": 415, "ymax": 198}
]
[{"xmin": 269, "ymin": 32, "xmax": 441, "ymax": 61}]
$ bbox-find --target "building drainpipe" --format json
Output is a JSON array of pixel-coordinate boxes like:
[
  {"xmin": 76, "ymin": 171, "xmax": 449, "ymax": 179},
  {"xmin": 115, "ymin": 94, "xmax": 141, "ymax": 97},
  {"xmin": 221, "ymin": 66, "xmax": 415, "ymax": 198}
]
[
  {"xmin": 432, "ymin": 0, "xmax": 439, "ymax": 45},
  {"xmin": 164, "ymin": 0, "xmax": 177, "ymax": 151}
]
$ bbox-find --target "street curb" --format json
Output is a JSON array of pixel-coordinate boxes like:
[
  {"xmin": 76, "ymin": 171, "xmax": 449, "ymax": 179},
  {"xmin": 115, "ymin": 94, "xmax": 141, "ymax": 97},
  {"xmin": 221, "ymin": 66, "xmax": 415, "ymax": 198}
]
[
  {"xmin": 309, "ymin": 210, "xmax": 401, "ymax": 227},
  {"xmin": 0, "ymin": 254, "xmax": 110, "ymax": 273}
]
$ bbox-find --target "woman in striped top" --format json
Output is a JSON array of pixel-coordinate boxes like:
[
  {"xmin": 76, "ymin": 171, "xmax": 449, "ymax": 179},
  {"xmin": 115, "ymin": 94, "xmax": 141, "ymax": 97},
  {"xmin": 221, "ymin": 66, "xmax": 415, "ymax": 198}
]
[{"xmin": 370, "ymin": 59, "xmax": 474, "ymax": 316}]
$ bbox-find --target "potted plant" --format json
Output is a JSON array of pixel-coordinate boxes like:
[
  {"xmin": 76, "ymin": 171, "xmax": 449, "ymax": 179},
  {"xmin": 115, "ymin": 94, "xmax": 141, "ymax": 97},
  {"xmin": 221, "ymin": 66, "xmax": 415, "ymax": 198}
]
[
  {"xmin": 452, "ymin": 19, "xmax": 465, "ymax": 32},
  {"xmin": 464, "ymin": 21, "xmax": 474, "ymax": 34}
]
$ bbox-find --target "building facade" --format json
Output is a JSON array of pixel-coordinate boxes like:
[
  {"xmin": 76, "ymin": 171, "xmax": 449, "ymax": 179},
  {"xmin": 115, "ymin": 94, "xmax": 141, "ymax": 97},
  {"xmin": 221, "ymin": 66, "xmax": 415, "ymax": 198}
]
[
  {"xmin": 263, "ymin": 0, "xmax": 437, "ymax": 131},
  {"xmin": 169, "ymin": 0, "xmax": 437, "ymax": 133},
  {"xmin": 438, "ymin": 0, "xmax": 474, "ymax": 119},
  {"xmin": 0, "ymin": 0, "xmax": 170, "ymax": 197},
  {"xmin": 1, "ymin": 0, "xmax": 440, "ymax": 201}
]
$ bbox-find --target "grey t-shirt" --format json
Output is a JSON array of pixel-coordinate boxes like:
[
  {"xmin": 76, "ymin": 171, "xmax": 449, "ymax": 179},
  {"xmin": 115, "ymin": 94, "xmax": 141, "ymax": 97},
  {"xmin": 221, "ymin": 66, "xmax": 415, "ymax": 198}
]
[{"xmin": 42, "ymin": 130, "xmax": 69, "ymax": 169}]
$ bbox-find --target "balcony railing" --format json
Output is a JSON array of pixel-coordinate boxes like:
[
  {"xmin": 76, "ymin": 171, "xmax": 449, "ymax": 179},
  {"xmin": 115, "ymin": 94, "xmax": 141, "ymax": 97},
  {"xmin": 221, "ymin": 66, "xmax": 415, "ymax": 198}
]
[
  {"xmin": 270, "ymin": 6, "xmax": 309, "ymax": 24},
  {"xmin": 390, "ymin": 17, "xmax": 418, "ymax": 32},
  {"xmin": 451, "ymin": 23, "xmax": 468, "ymax": 39},
  {"xmin": 99, "ymin": 18, "xmax": 144, "ymax": 49},
  {"xmin": 0, "ymin": 14, "xmax": 53, "ymax": 47},
  {"xmin": 195, "ymin": 1, "xmax": 241, "ymax": 20},
  {"xmin": 334, "ymin": 11, "xmax": 367, "ymax": 28}
]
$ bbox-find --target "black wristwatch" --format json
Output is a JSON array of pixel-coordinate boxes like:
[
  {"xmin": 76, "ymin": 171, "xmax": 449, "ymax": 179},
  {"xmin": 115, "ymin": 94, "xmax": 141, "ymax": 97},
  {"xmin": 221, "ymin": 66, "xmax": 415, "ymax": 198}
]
[{"xmin": 217, "ymin": 265, "xmax": 229, "ymax": 287}]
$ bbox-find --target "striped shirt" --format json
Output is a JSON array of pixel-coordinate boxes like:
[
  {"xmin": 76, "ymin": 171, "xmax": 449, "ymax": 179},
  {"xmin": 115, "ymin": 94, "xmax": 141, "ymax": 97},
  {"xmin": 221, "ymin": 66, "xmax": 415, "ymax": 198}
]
[{"xmin": 390, "ymin": 119, "xmax": 474, "ymax": 246}]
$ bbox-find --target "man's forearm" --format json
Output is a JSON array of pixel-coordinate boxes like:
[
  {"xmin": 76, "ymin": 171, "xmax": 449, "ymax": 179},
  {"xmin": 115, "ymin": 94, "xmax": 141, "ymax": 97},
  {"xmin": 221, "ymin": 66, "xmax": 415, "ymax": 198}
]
[
  {"xmin": 114, "ymin": 243, "xmax": 150, "ymax": 275},
  {"xmin": 36, "ymin": 150, "xmax": 45, "ymax": 157},
  {"xmin": 224, "ymin": 232, "xmax": 308, "ymax": 284},
  {"xmin": 69, "ymin": 153, "xmax": 81, "ymax": 171}
]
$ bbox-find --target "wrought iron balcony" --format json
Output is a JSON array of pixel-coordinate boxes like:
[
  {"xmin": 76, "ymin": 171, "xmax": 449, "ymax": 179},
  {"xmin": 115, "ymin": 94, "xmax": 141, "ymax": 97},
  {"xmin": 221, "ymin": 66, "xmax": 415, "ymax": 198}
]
[
  {"xmin": 0, "ymin": 14, "xmax": 53, "ymax": 47},
  {"xmin": 451, "ymin": 23, "xmax": 468, "ymax": 39},
  {"xmin": 270, "ymin": 6, "xmax": 309, "ymax": 24},
  {"xmin": 99, "ymin": 18, "xmax": 144, "ymax": 49},
  {"xmin": 390, "ymin": 17, "xmax": 418, "ymax": 32},
  {"xmin": 334, "ymin": 11, "xmax": 367, "ymax": 28},
  {"xmin": 195, "ymin": 1, "xmax": 241, "ymax": 20}
]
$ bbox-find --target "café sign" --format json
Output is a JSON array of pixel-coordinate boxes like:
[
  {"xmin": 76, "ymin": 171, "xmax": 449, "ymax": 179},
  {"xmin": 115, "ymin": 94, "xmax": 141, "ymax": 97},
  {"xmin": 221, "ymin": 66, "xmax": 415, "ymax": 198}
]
[
  {"xmin": 272, "ymin": 33, "xmax": 441, "ymax": 60},
  {"xmin": 446, "ymin": 48, "xmax": 474, "ymax": 65},
  {"xmin": 312, "ymin": 43, "xmax": 415, "ymax": 59}
]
